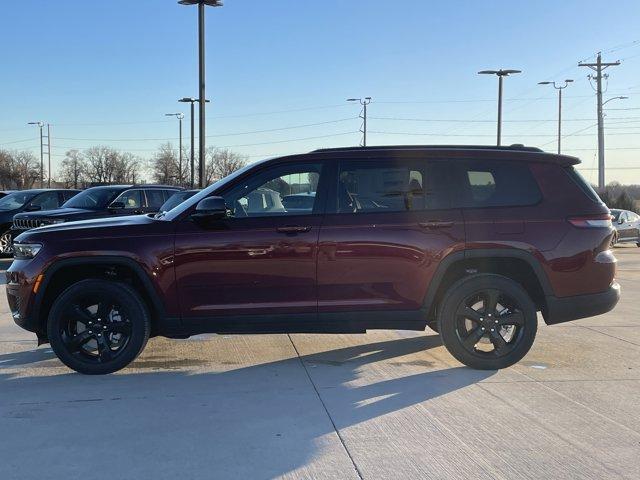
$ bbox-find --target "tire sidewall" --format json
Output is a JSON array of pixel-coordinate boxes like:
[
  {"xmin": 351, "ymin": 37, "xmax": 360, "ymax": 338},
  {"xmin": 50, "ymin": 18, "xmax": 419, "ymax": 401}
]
[
  {"xmin": 438, "ymin": 274, "xmax": 538, "ymax": 370},
  {"xmin": 47, "ymin": 279, "xmax": 150, "ymax": 375}
]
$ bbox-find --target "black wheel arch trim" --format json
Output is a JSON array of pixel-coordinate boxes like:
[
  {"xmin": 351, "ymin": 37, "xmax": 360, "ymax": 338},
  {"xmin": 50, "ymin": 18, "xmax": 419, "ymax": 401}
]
[
  {"xmin": 32, "ymin": 256, "xmax": 168, "ymax": 331},
  {"xmin": 422, "ymin": 248, "xmax": 554, "ymax": 315}
]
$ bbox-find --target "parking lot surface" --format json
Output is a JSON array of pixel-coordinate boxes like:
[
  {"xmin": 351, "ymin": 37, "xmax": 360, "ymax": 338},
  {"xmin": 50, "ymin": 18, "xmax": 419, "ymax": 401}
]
[{"xmin": 1, "ymin": 249, "xmax": 639, "ymax": 480}]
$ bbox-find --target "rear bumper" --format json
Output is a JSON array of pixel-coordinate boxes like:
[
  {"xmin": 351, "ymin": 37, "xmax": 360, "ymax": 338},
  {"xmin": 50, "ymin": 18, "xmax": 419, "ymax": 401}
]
[{"xmin": 544, "ymin": 282, "xmax": 620, "ymax": 325}]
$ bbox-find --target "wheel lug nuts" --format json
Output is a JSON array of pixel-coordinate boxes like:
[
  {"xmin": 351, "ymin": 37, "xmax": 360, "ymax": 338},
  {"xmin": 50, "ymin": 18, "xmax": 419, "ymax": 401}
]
[
  {"xmin": 481, "ymin": 327, "xmax": 485, "ymax": 331},
  {"xmin": 103, "ymin": 326, "xmax": 107, "ymax": 330},
  {"xmin": 491, "ymin": 328, "xmax": 495, "ymax": 332},
  {"xmin": 88, "ymin": 331, "xmax": 93, "ymax": 334},
  {"xmin": 495, "ymin": 320, "xmax": 498, "ymax": 324},
  {"xmin": 98, "ymin": 333, "xmax": 102, "ymax": 337}
]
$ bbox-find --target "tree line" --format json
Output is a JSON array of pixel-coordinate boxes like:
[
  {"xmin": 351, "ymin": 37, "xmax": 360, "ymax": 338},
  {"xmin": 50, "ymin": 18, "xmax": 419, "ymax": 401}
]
[{"xmin": 0, "ymin": 144, "xmax": 248, "ymax": 190}]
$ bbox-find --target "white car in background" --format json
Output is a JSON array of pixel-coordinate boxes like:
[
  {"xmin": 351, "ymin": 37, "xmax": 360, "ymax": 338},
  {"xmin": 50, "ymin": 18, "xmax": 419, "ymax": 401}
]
[{"xmin": 610, "ymin": 208, "xmax": 640, "ymax": 246}]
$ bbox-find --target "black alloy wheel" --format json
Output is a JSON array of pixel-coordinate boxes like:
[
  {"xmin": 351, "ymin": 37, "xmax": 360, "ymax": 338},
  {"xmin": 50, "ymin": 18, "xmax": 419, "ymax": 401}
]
[
  {"xmin": 48, "ymin": 279, "xmax": 150, "ymax": 374},
  {"xmin": 439, "ymin": 274, "xmax": 537, "ymax": 370},
  {"xmin": 0, "ymin": 230, "xmax": 13, "ymax": 255}
]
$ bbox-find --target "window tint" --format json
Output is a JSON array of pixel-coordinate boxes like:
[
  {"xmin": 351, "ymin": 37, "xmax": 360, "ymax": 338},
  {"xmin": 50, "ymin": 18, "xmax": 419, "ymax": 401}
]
[
  {"xmin": 145, "ymin": 189, "xmax": 166, "ymax": 210},
  {"xmin": 564, "ymin": 166, "xmax": 602, "ymax": 203},
  {"xmin": 223, "ymin": 163, "xmax": 321, "ymax": 217},
  {"xmin": 113, "ymin": 190, "xmax": 142, "ymax": 209},
  {"xmin": 31, "ymin": 191, "xmax": 60, "ymax": 210},
  {"xmin": 453, "ymin": 161, "xmax": 541, "ymax": 208},
  {"xmin": 335, "ymin": 160, "xmax": 449, "ymax": 213}
]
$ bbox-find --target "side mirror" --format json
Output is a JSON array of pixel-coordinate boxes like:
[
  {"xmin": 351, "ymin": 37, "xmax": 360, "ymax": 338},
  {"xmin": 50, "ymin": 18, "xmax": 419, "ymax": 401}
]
[
  {"xmin": 108, "ymin": 201, "xmax": 125, "ymax": 210},
  {"xmin": 24, "ymin": 204, "xmax": 42, "ymax": 212},
  {"xmin": 191, "ymin": 196, "xmax": 228, "ymax": 224}
]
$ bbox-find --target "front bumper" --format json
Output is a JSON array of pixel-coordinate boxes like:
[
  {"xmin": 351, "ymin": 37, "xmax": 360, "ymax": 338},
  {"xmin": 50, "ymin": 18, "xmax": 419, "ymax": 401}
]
[{"xmin": 544, "ymin": 282, "xmax": 620, "ymax": 325}]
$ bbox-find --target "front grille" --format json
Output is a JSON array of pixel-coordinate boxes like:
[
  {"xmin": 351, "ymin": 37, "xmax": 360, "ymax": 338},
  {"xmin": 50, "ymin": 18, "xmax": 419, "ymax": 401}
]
[{"xmin": 13, "ymin": 218, "xmax": 43, "ymax": 230}]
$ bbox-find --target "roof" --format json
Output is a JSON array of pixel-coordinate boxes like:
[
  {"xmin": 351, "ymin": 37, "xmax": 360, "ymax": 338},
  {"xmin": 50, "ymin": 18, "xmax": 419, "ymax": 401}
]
[{"xmin": 307, "ymin": 144, "xmax": 580, "ymax": 166}]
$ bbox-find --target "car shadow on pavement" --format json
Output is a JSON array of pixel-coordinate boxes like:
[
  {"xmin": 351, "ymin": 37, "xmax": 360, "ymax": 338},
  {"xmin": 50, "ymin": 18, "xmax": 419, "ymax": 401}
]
[{"xmin": 0, "ymin": 335, "xmax": 494, "ymax": 479}]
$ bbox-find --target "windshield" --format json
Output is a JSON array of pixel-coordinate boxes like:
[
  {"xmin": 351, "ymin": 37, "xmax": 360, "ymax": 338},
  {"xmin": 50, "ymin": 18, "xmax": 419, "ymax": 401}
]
[
  {"xmin": 63, "ymin": 187, "xmax": 124, "ymax": 209},
  {"xmin": 161, "ymin": 160, "xmax": 263, "ymax": 221},
  {"xmin": 0, "ymin": 191, "xmax": 35, "ymax": 211},
  {"xmin": 158, "ymin": 191, "xmax": 199, "ymax": 214}
]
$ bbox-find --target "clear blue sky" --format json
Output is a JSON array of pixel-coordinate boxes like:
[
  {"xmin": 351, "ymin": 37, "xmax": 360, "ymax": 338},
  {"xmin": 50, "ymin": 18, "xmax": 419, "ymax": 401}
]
[{"xmin": 1, "ymin": 0, "xmax": 639, "ymax": 183}]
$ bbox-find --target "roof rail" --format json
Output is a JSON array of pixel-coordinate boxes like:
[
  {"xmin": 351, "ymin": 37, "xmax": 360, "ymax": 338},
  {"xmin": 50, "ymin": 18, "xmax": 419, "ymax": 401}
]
[{"xmin": 310, "ymin": 144, "xmax": 544, "ymax": 154}]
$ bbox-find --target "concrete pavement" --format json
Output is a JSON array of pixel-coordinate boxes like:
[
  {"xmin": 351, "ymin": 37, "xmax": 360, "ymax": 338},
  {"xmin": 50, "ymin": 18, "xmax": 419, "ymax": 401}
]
[{"xmin": 0, "ymin": 250, "xmax": 639, "ymax": 479}]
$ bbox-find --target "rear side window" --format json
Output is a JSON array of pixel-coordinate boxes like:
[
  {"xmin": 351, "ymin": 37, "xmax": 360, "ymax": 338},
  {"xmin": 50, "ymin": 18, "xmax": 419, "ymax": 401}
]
[
  {"xmin": 145, "ymin": 189, "xmax": 166, "ymax": 210},
  {"xmin": 564, "ymin": 166, "xmax": 602, "ymax": 203},
  {"xmin": 335, "ymin": 160, "xmax": 450, "ymax": 213},
  {"xmin": 453, "ymin": 161, "xmax": 541, "ymax": 208}
]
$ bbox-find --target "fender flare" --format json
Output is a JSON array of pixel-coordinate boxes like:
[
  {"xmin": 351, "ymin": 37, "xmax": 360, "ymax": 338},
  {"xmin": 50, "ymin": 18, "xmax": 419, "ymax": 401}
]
[
  {"xmin": 422, "ymin": 248, "xmax": 553, "ymax": 312},
  {"xmin": 33, "ymin": 255, "xmax": 167, "ymax": 325}
]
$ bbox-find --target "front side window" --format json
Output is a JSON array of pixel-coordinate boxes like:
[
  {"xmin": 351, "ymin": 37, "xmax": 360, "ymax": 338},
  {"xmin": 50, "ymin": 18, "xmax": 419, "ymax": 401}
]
[
  {"xmin": 31, "ymin": 191, "xmax": 61, "ymax": 210},
  {"xmin": 335, "ymin": 160, "xmax": 449, "ymax": 213},
  {"xmin": 113, "ymin": 190, "xmax": 142, "ymax": 209},
  {"xmin": 223, "ymin": 163, "xmax": 321, "ymax": 217}
]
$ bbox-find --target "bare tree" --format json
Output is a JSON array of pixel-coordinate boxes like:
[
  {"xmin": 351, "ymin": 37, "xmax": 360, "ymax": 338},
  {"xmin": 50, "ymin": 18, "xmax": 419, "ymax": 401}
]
[
  {"xmin": 204, "ymin": 148, "xmax": 247, "ymax": 186},
  {"xmin": 0, "ymin": 150, "xmax": 14, "ymax": 189},
  {"xmin": 11, "ymin": 150, "xmax": 41, "ymax": 189},
  {"xmin": 150, "ymin": 143, "xmax": 179, "ymax": 185},
  {"xmin": 59, "ymin": 149, "xmax": 87, "ymax": 188}
]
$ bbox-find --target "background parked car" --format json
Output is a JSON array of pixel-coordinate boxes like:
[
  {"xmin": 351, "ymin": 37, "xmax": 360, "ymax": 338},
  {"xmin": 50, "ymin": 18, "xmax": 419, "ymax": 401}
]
[
  {"xmin": 610, "ymin": 208, "xmax": 640, "ymax": 246},
  {"xmin": 0, "ymin": 189, "xmax": 79, "ymax": 255},
  {"xmin": 281, "ymin": 192, "xmax": 316, "ymax": 213},
  {"xmin": 11, "ymin": 185, "xmax": 181, "ymax": 240},
  {"xmin": 157, "ymin": 189, "xmax": 199, "ymax": 215}
]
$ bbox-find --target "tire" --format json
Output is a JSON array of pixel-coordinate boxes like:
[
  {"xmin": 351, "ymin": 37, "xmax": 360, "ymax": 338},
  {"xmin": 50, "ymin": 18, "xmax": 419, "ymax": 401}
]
[
  {"xmin": 610, "ymin": 232, "xmax": 618, "ymax": 248},
  {"xmin": 48, "ymin": 279, "xmax": 151, "ymax": 375},
  {"xmin": 438, "ymin": 274, "xmax": 537, "ymax": 370},
  {"xmin": 0, "ymin": 229, "xmax": 13, "ymax": 256}
]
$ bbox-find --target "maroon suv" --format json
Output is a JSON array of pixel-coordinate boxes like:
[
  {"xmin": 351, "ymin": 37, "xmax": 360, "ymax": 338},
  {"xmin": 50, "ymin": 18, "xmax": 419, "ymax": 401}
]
[{"xmin": 6, "ymin": 145, "xmax": 619, "ymax": 374}]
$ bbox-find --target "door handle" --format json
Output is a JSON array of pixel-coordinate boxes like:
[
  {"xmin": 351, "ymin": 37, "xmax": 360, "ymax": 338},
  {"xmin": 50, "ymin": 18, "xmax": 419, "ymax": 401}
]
[
  {"xmin": 276, "ymin": 225, "xmax": 312, "ymax": 234},
  {"xmin": 419, "ymin": 221, "xmax": 454, "ymax": 229}
]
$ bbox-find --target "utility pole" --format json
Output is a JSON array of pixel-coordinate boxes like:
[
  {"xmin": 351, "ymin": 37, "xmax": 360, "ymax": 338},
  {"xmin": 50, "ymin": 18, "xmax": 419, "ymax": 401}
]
[
  {"xmin": 579, "ymin": 52, "xmax": 621, "ymax": 189},
  {"xmin": 347, "ymin": 97, "xmax": 372, "ymax": 146},
  {"xmin": 538, "ymin": 80, "xmax": 573, "ymax": 154},
  {"xmin": 46, "ymin": 124, "xmax": 51, "ymax": 187},
  {"xmin": 165, "ymin": 113, "xmax": 185, "ymax": 185},
  {"xmin": 28, "ymin": 121, "xmax": 45, "ymax": 188}
]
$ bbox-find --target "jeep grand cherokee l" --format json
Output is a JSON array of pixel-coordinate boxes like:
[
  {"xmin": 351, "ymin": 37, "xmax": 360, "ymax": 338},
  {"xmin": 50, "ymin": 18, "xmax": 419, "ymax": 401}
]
[
  {"xmin": 11, "ymin": 184, "xmax": 182, "ymax": 239},
  {"xmin": 7, "ymin": 145, "xmax": 619, "ymax": 374}
]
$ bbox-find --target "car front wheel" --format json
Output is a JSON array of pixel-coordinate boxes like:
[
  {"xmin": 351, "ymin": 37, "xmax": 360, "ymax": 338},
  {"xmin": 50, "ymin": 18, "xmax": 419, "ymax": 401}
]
[
  {"xmin": 0, "ymin": 229, "xmax": 13, "ymax": 256},
  {"xmin": 47, "ymin": 279, "xmax": 150, "ymax": 375},
  {"xmin": 438, "ymin": 274, "xmax": 537, "ymax": 370}
]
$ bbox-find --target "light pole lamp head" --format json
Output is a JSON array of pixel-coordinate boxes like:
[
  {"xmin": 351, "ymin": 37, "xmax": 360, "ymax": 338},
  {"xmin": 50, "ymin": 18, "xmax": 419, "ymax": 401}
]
[
  {"xmin": 179, "ymin": 97, "xmax": 197, "ymax": 103},
  {"xmin": 479, "ymin": 69, "xmax": 521, "ymax": 77},
  {"xmin": 28, "ymin": 121, "xmax": 44, "ymax": 127},
  {"xmin": 178, "ymin": 0, "xmax": 223, "ymax": 6},
  {"xmin": 538, "ymin": 81, "xmax": 552, "ymax": 85}
]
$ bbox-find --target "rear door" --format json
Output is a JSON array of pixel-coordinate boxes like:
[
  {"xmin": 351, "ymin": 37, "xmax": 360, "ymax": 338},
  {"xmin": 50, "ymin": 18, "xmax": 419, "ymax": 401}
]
[{"xmin": 317, "ymin": 156, "xmax": 464, "ymax": 313}]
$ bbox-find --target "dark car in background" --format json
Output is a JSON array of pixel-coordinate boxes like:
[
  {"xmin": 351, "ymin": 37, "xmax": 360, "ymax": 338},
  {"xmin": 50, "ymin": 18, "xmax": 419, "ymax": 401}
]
[
  {"xmin": 11, "ymin": 185, "xmax": 181, "ymax": 239},
  {"xmin": 281, "ymin": 192, "xmax": 316, "ymax": 213},
  {"xmin": 0, "ymin": 189, "xmax": 79, "ymax": 255},
  {"xmin": 157, "ymin": 189, "xmax": 199, "ymax": 215}
]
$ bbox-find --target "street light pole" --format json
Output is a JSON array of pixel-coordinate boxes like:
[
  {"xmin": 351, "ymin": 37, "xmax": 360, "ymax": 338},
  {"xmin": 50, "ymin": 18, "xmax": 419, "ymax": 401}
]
[
  {"xmin": 179, "ymin": 97, "xmax": 211, "ymax": 189},
  {"xmin": 165, "ymin": 113, "xmax": 185, "ymax": 185},
  {"xmin": 478, "ymin": 69, "xmax": 522, "ymax": 146},
  {"xmin": 28, "ymin": 121, "xmax": 45, "ymax": 187},
  {"xmin": 538, "ymin": 79, "xmax": 573, "ymax": 154},
  {"xmin": 347, "ymin": 97, "xmax": 372, "ymax": 146},
  {"xmin": 178, "ymin": 0, "xmax": 223, "ymax": 188}
]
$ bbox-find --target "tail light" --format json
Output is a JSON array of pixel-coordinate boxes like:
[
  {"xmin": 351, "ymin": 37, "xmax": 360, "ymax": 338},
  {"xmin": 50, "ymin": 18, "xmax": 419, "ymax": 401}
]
[{"xmin": 567, "ymin": 214, "xmax": 613, "ymax": 228}]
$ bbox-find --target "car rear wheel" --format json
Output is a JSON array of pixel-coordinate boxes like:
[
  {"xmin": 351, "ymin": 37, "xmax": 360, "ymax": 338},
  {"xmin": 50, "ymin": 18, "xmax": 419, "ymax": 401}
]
[
  {"xmin": 0, "ymin": 229, "xmax": 13, "ymax": 256},
  {"xmin": 438, "ymin": 274, "xmax": 537, "ymax": 370},
  {"xmin": 47, "ymin": 279, "xmax": 150, "ymax": 375}
]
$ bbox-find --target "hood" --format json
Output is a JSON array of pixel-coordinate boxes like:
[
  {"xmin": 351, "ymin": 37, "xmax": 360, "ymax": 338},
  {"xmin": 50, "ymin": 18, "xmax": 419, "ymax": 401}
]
[
  {"xmin": 13, "ymin": 207, "xmax": 95, "ymax": 221},
  {"xmin": 15, "ymin": 214, "xmax": 167, "ymax": 244}
]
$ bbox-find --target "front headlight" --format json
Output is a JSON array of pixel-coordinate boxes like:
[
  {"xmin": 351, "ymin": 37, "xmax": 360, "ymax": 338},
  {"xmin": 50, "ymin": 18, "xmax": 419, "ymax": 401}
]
[
  {"xmin": 41, "ymin": 219, "xmax": 65, "ymax": 226},
  {"xmin": 13, "ymin": 243, "xmax": 43, "ymax": 260}
]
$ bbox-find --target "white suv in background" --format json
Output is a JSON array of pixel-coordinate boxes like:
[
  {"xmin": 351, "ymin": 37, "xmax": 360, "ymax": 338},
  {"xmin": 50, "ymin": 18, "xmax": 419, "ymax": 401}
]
[{"xmin": 611, "ymin": 209, "xmax": 640, "ymax": 246}]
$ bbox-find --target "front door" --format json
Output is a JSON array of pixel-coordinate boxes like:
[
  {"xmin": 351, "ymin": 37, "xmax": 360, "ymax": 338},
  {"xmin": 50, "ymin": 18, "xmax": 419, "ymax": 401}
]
[
  {"xmin": 174, "ymin": 161, "xmax": 327, "ymax": 324},
  {"xmin": 317, "ymin": 157, "xmax": 464, "ymax": 314}
]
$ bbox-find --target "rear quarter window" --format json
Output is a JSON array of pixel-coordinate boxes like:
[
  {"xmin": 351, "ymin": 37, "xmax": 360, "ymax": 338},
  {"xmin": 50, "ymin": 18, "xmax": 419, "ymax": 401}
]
[
  {"xmin": 564, "ymin": 166, "xmax": 602, "ymax": 203},
  {"xmin": 454, "ymin": 161, "xmax": 542, "ymax": 208}
]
